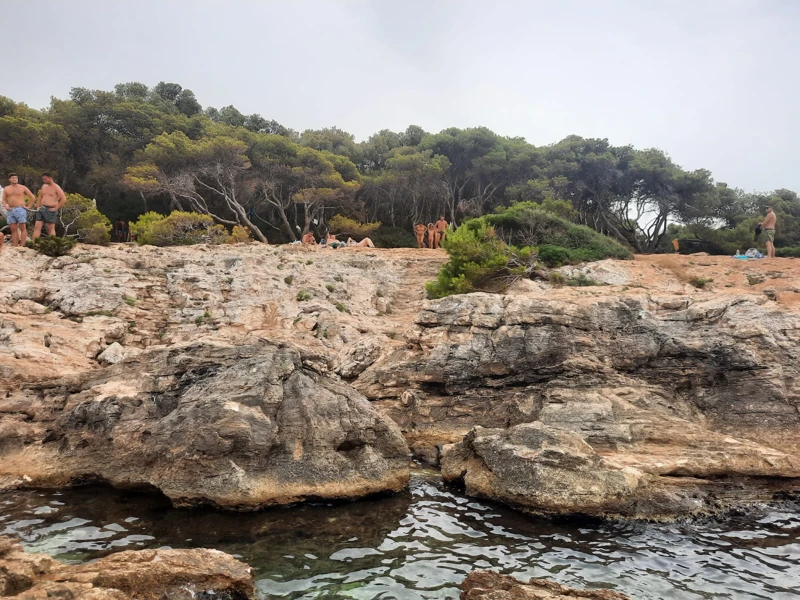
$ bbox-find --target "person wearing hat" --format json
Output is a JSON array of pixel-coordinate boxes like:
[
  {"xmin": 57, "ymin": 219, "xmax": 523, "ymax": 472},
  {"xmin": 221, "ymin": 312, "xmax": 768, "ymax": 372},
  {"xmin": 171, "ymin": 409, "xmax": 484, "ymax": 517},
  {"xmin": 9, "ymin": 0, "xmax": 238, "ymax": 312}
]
[{"xmin": 760, "ymin": 206, "xmax": 777, "ymax": 258}]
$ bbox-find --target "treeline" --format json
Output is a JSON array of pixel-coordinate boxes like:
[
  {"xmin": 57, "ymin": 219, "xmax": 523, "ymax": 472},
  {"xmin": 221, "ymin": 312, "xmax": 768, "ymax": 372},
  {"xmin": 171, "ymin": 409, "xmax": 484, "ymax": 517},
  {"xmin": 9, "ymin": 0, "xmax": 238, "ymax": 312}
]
[{"xmin": 1, "ymin": 81, "xmax": 798, "ymax": 252}]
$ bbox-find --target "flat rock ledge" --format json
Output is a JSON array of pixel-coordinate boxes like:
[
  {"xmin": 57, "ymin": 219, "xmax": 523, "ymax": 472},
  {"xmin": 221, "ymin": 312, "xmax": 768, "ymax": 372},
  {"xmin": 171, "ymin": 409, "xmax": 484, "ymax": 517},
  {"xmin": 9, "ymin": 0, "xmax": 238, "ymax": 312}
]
[
  {"xmin": 460, "ymin": 570, "xmax": 630, "ymax": 600},
  {"xmin": 442, "ymin": 422, "xmax": 800, "ymax": 520},
  {"xmin": 0, "ymin": 536, "xmax": 255, "ymax": 599},
  {"xmin": 0, "ymin": 341, "xmax": 410, "ymax": 508}
]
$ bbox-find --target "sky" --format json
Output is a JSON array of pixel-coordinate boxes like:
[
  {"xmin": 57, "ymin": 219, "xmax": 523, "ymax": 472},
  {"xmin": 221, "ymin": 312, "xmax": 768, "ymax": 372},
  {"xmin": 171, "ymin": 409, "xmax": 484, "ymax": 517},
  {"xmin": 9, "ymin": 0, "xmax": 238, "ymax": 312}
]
[{"xmin": 3, "ymin": 0, "xmax": 799, "ymax": 193}]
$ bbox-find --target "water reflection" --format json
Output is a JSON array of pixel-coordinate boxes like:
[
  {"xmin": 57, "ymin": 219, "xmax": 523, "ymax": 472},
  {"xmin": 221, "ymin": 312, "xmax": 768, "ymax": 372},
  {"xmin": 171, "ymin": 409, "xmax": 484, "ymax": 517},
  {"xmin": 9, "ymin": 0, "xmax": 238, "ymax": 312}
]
[{"xmin": 1, "ymin": 470, "xmax": 798, "ymax": 599}]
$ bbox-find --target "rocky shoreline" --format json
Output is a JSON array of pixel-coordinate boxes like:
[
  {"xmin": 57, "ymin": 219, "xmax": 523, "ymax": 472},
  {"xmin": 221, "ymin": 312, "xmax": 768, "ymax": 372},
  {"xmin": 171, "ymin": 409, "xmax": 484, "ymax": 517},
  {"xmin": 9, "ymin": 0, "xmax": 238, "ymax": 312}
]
[{"xmin": 1, "ymin": 244, "xmax": 799, "ymax": 521}]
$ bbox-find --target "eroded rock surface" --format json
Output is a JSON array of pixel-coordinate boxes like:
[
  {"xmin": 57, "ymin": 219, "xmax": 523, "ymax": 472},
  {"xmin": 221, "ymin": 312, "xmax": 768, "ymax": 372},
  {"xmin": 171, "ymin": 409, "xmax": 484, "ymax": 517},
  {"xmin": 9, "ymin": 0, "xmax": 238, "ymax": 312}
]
[
  {"xmin": 0, "ymin": 535, "xmax": 254, "ymax": 599},
  {"xmin": 460, "ymin": 570, "xmax": 630, "ymax": 600},
  {"xmin": 365, "ymin": 291, "xmax": 800, "ymax": 517},
  {"xmin": 0, "ymin": 341, "xmax": 409, "ymax": 508}
]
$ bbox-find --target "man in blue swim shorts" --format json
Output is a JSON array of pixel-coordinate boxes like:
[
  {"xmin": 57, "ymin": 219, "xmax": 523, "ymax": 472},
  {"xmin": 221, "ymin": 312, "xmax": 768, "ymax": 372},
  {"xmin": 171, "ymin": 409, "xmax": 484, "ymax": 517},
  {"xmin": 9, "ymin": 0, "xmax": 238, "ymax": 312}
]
[{"xmin": 1, "ymin": 173, "xmax": 36, "ymax": 249}]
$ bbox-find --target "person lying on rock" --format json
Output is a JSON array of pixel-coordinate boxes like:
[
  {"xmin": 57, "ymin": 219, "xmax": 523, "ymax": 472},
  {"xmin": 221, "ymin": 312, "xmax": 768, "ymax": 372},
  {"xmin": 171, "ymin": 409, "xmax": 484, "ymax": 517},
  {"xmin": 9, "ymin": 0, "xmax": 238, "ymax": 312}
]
[
  {"xmin": 346, "ymin": 237, "xmax": 375, "ymax": 248},
  {"xmin": 413, "ymin": 223, "xmax": 427, "ymax": 248}
]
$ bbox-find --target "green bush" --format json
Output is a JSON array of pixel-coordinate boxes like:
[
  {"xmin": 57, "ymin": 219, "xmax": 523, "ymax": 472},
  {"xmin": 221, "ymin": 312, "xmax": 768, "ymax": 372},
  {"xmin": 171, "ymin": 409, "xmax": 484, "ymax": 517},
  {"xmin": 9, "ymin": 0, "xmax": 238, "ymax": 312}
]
[
  {"xmin": 776, "ymin": 246, "xmax": 800, "ymax": 258},
  {"xmin": 536, "ymin": 244, "xmax": 572, "ymax": 268},
  {"xmin": 373, "ymin": 226, "xmax": 416, "ymax": 248},
  {"xmin": 425, "ymin": 222, "xmax": 534, "ymax": 298},
  {"xmin": 131, "ymin": 211, "xmax": 230, "ymax": 246},
  {"xmin": 482, "ymin": 202, "xmax": 631, "ymax": 262},
  {"xmin": 30, "ymin": 236, "xmax": 76, "ymax": 257},
  {"xmin": 59, "ymin": 193, "xmax": 111, "ymax": 245},
  {"xmin": 426, "ymin": 202, "xmax": 630, "ymax": 299}
]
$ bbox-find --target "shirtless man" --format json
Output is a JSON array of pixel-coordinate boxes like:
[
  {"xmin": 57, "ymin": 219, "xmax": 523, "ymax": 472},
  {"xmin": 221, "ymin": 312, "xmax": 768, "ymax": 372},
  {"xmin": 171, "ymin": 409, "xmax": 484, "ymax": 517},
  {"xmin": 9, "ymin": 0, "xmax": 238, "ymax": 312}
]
[
  {"xmin": 435, "ymin": 216, "xmax": 448, "ymax": 244},
  {"xmin": 413, "ymin": 223, "xmax": 426, "ymax": 248},
  {"xmin": 760, "ymin": 206, "xmax": 777, "ymax": 259},
  {"xmin": 32, "ymin": 172, "xmax": 66, "ymax": 241},
  {"xmin": 1, "ymin": 174, "xmax": 36, "ymax": 248},
  {"xmin": 301, "ymin": 231, "xmax": 317, "ymax": 246}
]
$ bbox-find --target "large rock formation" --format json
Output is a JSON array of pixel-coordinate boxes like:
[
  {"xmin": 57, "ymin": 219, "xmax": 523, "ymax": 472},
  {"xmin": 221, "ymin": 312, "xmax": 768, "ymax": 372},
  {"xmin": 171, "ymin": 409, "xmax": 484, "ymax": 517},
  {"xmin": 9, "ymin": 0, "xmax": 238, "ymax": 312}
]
[
  {"xmin": 460, "ymin": 570, "xmax": 630, "ymax": 600},
  {"xmin": 0, "ymin": 341, "xmax": 409, "ymax": 508},
  {"xmin": 0, "ymin": 536, "xmax": 255, "ymax": 599},
  {"xmin": 363, "ymin": 291, "xmax": 800, "ymax": 517}
]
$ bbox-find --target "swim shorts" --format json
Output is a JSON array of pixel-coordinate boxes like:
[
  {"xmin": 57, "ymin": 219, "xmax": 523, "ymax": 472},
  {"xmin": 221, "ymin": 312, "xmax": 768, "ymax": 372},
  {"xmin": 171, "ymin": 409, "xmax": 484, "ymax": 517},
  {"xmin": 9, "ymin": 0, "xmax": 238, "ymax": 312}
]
[
  {"xmin": 764, "ymin": 229, "xmax": 775, "ymax": 242},
  {"xmin": 35, "ymin": 206, "xmax": 58, "ymax": 224},
  {"xmin": 5, "ymin": 206, "xmax": 28, "ymax": 224}
]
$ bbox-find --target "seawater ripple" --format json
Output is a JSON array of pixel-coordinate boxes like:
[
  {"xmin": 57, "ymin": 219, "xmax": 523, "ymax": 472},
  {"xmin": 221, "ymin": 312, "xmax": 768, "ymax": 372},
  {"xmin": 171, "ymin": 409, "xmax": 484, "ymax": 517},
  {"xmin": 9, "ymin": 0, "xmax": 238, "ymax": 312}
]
[{"xmin": 0, "ymin": 472, "xmax": 798, "ymax": 599}]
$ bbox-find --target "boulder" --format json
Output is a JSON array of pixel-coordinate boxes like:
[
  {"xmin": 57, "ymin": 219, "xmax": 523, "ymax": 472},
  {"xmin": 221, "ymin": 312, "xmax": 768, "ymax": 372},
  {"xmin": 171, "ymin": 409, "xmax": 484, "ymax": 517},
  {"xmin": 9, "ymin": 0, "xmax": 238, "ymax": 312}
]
[
  {"xmin": 0, "ymin": 535, "xmax": 255, "ymax": 599},
  {"xmin": 0, "ymin": 341, "xmax": 409, "ymax": 508}
]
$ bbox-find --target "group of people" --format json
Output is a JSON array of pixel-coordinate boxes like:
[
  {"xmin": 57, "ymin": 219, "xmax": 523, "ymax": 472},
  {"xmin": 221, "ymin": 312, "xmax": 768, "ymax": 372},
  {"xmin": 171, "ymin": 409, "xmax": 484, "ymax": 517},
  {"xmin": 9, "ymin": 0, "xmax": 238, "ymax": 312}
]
[
  {"xmin": 0, "ymin": 173, "xmax": 66, "ymax": 249},
  {"xmin": 414, "ymin": 217, "xmax": 449, "ymax": 249},
  {"xmin": 300, "ymin": 231, "xmax": 375, "ymax": 249}
]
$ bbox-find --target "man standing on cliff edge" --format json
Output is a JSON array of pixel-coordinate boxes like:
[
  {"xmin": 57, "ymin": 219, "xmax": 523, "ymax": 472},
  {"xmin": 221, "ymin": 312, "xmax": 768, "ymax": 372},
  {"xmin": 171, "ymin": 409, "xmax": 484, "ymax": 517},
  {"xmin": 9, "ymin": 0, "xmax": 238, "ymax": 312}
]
[
  {"xmin": 32, "ymin": 172, "xmax": 66, "ymax": 241},
  {"xmin": 1, "ymin": 174, "xmax": 37, "ymax": 249},
  {"xmin": 761, "ymin": 206, "xmax": 777, "ymax": 259}
]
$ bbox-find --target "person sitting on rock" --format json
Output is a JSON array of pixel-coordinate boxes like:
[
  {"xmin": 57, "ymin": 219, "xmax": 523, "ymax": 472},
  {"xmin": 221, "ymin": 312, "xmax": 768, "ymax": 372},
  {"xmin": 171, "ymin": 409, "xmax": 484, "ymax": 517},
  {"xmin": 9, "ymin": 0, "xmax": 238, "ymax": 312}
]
[
  {"xmin": 325, "ymin": 233, "xmax": 346, "ymax": 249},
  {"xmin": 346, "ymin": 237, "xmax": 375, "ymax": 248},
  {"xmin": 301, "ymin": 231, "xmax": 317, "ymax": 246},
  {"xmin": 413, "ymin": 223, "xmax": 427, "ymax": 248}
]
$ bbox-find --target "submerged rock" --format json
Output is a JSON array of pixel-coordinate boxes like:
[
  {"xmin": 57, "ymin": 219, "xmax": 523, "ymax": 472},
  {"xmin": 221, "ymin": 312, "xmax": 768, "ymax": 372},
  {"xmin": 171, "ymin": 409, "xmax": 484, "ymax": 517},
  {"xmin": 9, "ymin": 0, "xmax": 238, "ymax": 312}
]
[
  {"xmin": 0, "ymin": 341, "xmax": 409, "ymax": 508},
  {"xmin": 0, "ymin": 535, "xmax": 255, "ymax": 599},
  {"xmin": 460, "ymin": 570, "xmax": 630, "ymax": 599}
]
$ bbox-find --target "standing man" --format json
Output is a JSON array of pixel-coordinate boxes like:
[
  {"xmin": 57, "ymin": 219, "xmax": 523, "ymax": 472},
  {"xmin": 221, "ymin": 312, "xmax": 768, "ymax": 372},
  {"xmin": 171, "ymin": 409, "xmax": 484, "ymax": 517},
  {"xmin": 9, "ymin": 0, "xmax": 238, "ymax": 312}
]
[
  {"xmin": 761, "ymin": 206, "xmax": 777, "ymax": 259},
  {"xmin": 435, "ymin": 215, "xmax": 449, "ymax": 244},
  {"xmin": 32, "ymin": 172, "xmax": 66, "ymax": 241},
  {"xmin": 1, "ymin": 173, "xmax": 37, "ymax": 248}
]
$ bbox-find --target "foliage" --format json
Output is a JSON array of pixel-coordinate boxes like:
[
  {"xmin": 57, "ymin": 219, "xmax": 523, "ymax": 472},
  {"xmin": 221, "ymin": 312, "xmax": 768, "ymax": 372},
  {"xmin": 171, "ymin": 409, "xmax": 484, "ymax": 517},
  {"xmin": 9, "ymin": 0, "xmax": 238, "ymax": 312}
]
[
  {"xmin": 688, "ymin": 276, "xmax": 713, "ymax": 289},
  {"xmin": 1, "ymin": 84, "xmax": 798, "ymax": 252},
  {"xmin": 296, "ymin": 290, "xmax": 311, "ymax": 301},
  {"xmin": 372, "ymin": 226, "xmax": 417, "ymax": 248},
  {"xmin": 130, "ymin": 211, "xmax": 230, "ymax": 246},
  {"xmin": 427, "ymin": 203, "xmax": 630, "ymax": 298},
  {"xmin": 776, "ymin": 247, "xmax": 800, "ymax": 258},
  {"xmin": 30, "ymin": 235, "xmax": 76, "ymax": 256},
  {"xmin": 481, "ymin": 203, "xmax": 631, "ymax": 265},
  {"xmin": 425, "ymin": 222, "xmax": 535, "ymax": 298},
  {"xmin": 327, "ymin": 214, "xmax": 380, "ymax": 237},
  {"xmin": 58, "ymin": 194, "xmax": 111, "ymax": 245},
  {"xmin": 228, "ymin": 225, "xmax": 252, "ymax": 243}
]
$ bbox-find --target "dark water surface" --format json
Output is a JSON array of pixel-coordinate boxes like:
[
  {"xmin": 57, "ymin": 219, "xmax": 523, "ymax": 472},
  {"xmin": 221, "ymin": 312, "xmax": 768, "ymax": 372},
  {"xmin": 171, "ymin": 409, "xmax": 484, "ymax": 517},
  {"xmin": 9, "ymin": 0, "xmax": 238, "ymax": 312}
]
[{"xmin": 1, "ymin": 470, "xmax": 798, "ymax": 599}]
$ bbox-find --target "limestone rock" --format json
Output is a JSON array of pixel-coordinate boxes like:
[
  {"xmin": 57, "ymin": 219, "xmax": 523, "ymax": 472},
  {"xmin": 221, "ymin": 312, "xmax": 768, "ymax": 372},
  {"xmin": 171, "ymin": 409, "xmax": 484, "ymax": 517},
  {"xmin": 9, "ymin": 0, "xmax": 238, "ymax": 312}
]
[
  {"xmin": 0, "ymin": 535, "xmax": 255, "ymax": 599},
  {"xmin": 460, "ymin": 570, "xmax": 630, "ymax": 600},
  {"xmin": 364, "ymin": 291, "xmax": 800, "ymax": 517},
  {"xmin": 334, "ymin": 336, "xmax": 384, "ymax": 378},
  {"xmin": 0, "ymin": 341, "xmax": 410, "ymax": 508},
  {"xmin": 97, "ymin": 342, "xmax": 125, "ymax": 364}
]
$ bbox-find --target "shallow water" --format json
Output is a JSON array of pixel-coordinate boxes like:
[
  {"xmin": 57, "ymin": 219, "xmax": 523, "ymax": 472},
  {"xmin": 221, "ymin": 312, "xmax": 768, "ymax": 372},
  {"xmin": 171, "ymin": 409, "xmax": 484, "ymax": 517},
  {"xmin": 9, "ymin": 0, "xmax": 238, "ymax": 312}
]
[{"xmin": 1, "ymin": 470, "xmax": 798, "ymax": 599}]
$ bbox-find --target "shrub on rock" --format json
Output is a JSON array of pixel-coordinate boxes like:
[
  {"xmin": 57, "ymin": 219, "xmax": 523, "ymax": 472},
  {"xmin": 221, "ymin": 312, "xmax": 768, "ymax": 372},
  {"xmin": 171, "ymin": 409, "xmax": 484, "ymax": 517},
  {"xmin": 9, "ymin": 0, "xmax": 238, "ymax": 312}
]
[
  {"xmin": 30, "ymin": 235, "xmax": 76, "ymax": 256},
  {"xmin": 427, "ymin": 202, "xmax": 630, "ymax": 297},
  {"xmin": 131, "ymin": 211, "xmax": 230, "ymax": 246}
]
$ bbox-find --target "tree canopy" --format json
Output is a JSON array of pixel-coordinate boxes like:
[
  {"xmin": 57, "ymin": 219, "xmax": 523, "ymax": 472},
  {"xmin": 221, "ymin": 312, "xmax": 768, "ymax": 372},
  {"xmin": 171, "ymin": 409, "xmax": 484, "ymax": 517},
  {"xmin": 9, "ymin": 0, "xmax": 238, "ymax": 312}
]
[{"xmin": 1, "ymin": 81, "xmax": 797, "ymax": 250}]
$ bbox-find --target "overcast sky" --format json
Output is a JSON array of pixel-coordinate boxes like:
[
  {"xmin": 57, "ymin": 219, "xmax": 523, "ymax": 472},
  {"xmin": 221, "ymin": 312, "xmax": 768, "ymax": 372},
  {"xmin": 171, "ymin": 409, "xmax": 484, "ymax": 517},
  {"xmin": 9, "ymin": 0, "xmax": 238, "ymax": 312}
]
[{"xmin": 4, "ymin": 0, "xmax": 799, "ymax": 193}]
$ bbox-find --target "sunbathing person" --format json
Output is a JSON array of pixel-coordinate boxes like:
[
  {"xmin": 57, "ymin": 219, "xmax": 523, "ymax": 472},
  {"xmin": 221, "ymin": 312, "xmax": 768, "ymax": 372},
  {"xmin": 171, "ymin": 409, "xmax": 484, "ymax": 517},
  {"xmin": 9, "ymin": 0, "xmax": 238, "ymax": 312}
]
[
  {"xmin": 301, "ymin": 231, "xmax": 317, "ymax": 245},
  {"xmin": 325, "ymin": 233, "xmax": 346, "ymax": 249},
  {"xmin": 346, "ymin": 237, "xmax": 375, "ymax": 248}
]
